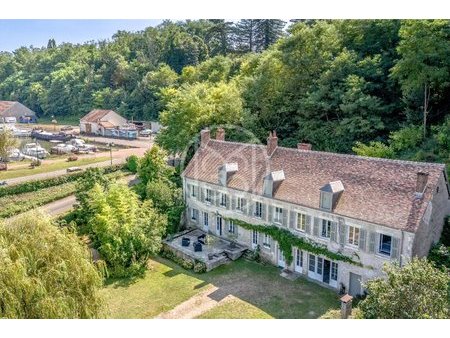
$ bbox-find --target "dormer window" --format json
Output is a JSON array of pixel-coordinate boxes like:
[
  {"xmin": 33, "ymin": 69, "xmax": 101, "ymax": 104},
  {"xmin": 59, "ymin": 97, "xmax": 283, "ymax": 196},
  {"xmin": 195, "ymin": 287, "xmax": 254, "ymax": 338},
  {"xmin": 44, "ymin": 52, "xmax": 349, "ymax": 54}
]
[
  {"xmin": 218, "ymin": 163, "xmax": 238, "ymax": 186},
  {"xmin": 320, "ymin": 191, "xmax": 332, "ymax": 210},
  {"xmin": 263, "ymin": 170, "xmax": 285, "ymax": 197},
  {"xmin": 319, "ymin": 180, "xmax": 344, "ymax": 211}
]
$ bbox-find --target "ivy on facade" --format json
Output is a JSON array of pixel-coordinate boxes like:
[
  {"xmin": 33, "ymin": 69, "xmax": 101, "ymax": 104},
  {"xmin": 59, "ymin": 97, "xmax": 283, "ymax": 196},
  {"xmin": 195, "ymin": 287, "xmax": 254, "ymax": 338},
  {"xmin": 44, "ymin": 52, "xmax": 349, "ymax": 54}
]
[{"xmin": 226, "ymin": 217, "xmax": 362, "ymax": 267}]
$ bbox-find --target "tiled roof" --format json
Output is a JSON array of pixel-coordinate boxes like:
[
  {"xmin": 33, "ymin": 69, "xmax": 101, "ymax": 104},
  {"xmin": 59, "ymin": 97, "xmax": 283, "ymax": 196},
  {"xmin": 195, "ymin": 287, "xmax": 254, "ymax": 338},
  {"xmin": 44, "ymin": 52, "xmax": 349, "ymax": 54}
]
[
  {"xmin": 99, "ymin": 121, "xmax": 116, "ymax": 128},
  {"xmin": 0, "ymin": 101, "xmax": 16, "ymax": 115},
  {"xmin": 80, "ymin": 109, "xmax": 115, "ymax": 123},
  {"xmin": 183, "ymin": 137, "xmax": 447, "ymax": 232}
]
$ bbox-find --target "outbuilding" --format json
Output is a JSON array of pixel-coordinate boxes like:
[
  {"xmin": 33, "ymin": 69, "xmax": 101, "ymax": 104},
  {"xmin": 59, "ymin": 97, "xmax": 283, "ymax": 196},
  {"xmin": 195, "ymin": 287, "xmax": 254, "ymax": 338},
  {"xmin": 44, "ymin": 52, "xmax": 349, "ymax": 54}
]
[{"xmin": 0, "ymin": 101, "xmax": 37, "ymax": 123}]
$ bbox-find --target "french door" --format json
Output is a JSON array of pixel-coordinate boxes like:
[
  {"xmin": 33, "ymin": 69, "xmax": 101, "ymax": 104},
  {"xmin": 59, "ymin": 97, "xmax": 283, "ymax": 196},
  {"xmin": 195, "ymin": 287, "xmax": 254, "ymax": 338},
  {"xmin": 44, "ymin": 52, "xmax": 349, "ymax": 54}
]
[{"xmin": 216, "ymin": 216, "xmax": 223, "ymax": 236}]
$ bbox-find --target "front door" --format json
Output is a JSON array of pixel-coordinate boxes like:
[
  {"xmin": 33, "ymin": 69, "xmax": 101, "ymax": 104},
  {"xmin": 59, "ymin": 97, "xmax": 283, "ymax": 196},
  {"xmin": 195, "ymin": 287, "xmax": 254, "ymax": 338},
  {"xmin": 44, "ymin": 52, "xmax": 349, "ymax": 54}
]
[
  {"xmin": 86, "ymin": 123, "xmax": 92, "ymax": 134},
  {"xmin": 349, "ymin": 272, "xmax": 362, "ymax": 296},
  {"xmin": 216, "ymin": 216, "xmax": 223, "ymax": 236},
  {"xmin": 323, "ymin": 259, "xmax": 331, "ymax": 284},
  {"xmin": 277, "ymin": 246, "xmax": 286, "ymax": 268}
]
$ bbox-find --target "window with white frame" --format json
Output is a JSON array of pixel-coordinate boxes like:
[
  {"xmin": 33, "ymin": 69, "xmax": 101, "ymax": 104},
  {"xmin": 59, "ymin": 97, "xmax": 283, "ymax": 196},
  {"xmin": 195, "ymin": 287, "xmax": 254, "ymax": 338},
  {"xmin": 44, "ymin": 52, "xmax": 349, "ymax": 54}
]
[
  {"xmin": 321, "ymin": 219, "xmax": 332, "ymax": 238},
  {"xmin": 263, "ymin": 234, "xmax": 271, "ymax": 248},
  {"xmin": 255, "ymin": 202, "xmax": 263, "ymax": 218},
  {"xmin": 348, "ymin": 225, "xmax": 360, "ymax": 246},
  {"xmin": 296, "ymin": 212, "xmax": 306, "ymax": 232},
  {"xmin": 378, "ymin": 234, "xmax": 392, "ymax": 256},
  {"xmin": 274, "ymin": 207, "xmax": 283, "ymax": 223},
  {"xmin": 320, "ymin": 191, "xmax": 332, "ymax": 210},
  {"xmin": 228, "ymin": 220, "xmax": 235, "ymax": 234},
  {"xmin": 220, "ymin": 193, "xmax": 227, "ymax": 207},
  {"xmin": 252, "ymin": 230, "xmax": 258, "ymax": 245},
  {"xmin": 203, "ymin": 212, "xmax": 209, "ymax": 227},
  {"xmin": 191, "ymin": 185, "xmax": 197, "ymax": 198},
  {"xmin": 191, "ymin": 208, "xmax": 198, "ymax": 221},
  {"xmin": 205, "ymin": 189, "xmax": 212, "ymax": 203},
  {"xmin": 237, "ymin": 197, "xmax": 246, "ymax": 212},
  {"xmin": 331, "ymin": 262, "xmax": 338, "ymax": 281},
  {"xmin": 309, "ymin": 254, "xmax": 316, "ymax": 272}
]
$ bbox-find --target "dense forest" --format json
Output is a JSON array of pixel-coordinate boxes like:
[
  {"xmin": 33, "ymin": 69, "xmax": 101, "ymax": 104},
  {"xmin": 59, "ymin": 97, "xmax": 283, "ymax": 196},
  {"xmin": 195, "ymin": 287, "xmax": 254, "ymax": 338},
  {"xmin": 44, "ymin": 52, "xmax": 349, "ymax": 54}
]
[{"xmin": 1, "ymin": 19, "xmax": 450, "ymax": 166}]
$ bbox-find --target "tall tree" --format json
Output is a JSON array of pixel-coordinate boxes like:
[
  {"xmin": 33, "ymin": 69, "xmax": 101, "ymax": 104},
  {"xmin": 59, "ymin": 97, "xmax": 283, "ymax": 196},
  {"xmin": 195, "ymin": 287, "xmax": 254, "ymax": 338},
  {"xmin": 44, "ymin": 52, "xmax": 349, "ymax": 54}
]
[
  {"xmin": 358, "ymin": 258, "xmax": 449, "ymax": 319},
  {"xmin": 233, "ymin": 19, "xmax": 258, "ymax": 52},
  {"xmin": 0, "ymin": 129, "xmax": 19, "ymax": 170},
  {"xmin": 391, "ymin": 20, "xmax": 450, "ymax": 137},
  {"xmin": 0, "ymin": 212, "xmax": 105, "ymax": 319},
  {"xmin": 254, "ymin": 20, "xmax": 286, "ymax": 51},
  {"xmin": 206, "ymin": 19, "xmax": 234, "ymax": 55}
]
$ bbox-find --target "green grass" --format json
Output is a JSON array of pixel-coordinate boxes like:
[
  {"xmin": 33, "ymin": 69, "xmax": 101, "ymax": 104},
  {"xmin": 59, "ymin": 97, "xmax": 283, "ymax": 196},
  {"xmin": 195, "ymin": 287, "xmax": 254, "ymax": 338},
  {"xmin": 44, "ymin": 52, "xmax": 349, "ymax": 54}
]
[
  {"xmin": 34, "ymin": 115, "xmax": 81, "ymax": 126},
  {"xmin": 102, "ymin": 259, "xmax": 210, "ymax": 319},
  {"xmin": 103, "ymin": 257, "xmax": 340, "ymax": 319},
  {"xmin": 0, "ymin": 157, "xmax": 109, "ymax": 180}
]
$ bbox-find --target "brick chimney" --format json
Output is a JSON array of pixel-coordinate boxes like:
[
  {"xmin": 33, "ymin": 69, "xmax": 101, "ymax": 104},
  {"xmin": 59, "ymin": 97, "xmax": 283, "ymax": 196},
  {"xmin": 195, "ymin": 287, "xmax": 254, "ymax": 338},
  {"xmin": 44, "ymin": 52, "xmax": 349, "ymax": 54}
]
[
  {"xmin": 266, "ymin": 131, "xmax": 278, "ymax": 156},
  {"xmin": 216, "ymin": 128, "xmax": 225, "ymax": 141},
  {"xmin": 200, "ymin": 129, "xmax": 210, "ymax": 147},
  {"xmin": 416, "ymin": 172, "xmax": 429, "ymax": 195},
  {"xmin": 298, "ymin": 143, "xmax": 312, "ymax": 151}
]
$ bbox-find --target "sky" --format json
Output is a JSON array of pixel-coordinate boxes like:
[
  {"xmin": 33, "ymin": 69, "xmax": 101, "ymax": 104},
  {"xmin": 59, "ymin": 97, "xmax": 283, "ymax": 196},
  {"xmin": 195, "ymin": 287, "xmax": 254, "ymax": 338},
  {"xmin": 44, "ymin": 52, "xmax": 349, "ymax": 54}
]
[{"xmin": 0, "ymin": 20, "xmax": 163, "ymax": 52}]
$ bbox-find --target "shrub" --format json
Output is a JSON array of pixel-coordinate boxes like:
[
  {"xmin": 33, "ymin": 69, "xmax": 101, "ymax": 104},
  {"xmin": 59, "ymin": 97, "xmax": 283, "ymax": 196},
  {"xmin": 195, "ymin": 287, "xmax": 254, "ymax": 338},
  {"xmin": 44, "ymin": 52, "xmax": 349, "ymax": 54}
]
[
  {"xmin": 125, "ymin": 155, "xmax": 139, "ymax": 173},
  {"xmin": 193, "ymin": 262, "xmax": 207, "ymax": 273},
  {"xmin": 0, "ymin": 163, "xmax": 124, "ymax": 198}
]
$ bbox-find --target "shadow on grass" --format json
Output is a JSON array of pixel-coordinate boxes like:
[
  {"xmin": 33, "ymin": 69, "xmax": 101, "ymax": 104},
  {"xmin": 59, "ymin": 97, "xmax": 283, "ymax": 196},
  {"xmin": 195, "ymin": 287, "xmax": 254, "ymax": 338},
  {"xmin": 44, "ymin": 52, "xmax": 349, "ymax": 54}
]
[{"xmin": 153, "ymin": 256, "xmax": 340, "ymax": 319}]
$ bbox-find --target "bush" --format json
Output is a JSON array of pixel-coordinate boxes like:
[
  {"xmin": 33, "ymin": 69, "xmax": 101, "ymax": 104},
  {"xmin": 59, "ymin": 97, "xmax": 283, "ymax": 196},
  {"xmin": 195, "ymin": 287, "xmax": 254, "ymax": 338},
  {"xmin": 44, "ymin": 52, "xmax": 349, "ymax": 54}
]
[
  {"xmin": 0, "ymin": 163, "xmax": 124, "ymax": 198},
  {"xmin": 125, "ymin": 155, "xmax": 139, "ymax": 173},
  {"xmin": 193, "ymin": 262, "xmax": 207, "ymax": 273}
]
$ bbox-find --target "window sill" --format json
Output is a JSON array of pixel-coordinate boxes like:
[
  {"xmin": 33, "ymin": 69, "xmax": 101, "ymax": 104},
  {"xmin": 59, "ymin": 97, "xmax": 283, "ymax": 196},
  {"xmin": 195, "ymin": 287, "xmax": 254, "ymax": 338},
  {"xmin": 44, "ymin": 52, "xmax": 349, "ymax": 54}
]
[{"xmin": 263, "ymin": 244, "xmax": 271, "ymax": 249}]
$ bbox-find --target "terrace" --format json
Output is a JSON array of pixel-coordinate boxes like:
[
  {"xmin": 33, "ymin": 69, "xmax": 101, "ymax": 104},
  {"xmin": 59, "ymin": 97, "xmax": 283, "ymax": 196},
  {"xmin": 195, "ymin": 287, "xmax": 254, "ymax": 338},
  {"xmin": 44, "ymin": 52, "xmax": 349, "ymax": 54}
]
[{"xmin": 164, "ymin": 229, "xmax": 247, "ymax": 271}]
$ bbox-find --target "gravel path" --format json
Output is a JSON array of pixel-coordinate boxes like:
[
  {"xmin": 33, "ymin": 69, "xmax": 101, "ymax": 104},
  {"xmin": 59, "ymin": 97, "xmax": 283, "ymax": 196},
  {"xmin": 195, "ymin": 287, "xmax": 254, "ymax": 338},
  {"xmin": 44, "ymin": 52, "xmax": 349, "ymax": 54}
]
[{"xmin": 154, "ymin": 286, "xmax": 237, "ymax": 319}]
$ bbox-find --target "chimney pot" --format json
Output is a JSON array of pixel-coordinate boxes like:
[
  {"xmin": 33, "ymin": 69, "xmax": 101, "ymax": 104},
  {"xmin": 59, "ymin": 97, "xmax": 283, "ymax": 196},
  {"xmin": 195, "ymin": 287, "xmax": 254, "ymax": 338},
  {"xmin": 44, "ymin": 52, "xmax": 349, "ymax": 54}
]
[
  {"xmin": 298, "ymin": 143, "xmax": 312, "ymax": 151},
  {"xmin": 266, "ymin": 130, "xmax": 278, "ymax": 156},
  {"xmin": 216, "ymin": 128, "xmax": 225, "ymax": 141},
  {"xmin": 200, "ymin": 129, "xmax": 210, "ymax": 147}
]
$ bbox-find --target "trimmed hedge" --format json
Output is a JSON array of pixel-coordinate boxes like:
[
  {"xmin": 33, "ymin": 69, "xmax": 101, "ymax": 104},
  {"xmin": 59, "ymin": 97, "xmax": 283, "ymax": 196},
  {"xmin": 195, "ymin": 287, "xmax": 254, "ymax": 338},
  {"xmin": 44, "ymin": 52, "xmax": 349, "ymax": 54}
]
[{"xmin": 0, "ymin": 164, "xmax": 125, "ymax": 198}]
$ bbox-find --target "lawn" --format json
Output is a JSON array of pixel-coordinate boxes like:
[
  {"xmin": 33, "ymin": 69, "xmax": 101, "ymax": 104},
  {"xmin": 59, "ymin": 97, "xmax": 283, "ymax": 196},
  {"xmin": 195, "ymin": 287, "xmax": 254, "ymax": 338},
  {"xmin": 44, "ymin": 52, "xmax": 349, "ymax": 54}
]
[
  {"xmin": 0, "ymin": 156, "xmax": 109, "ymax": 180},
  {"xmin": 102, "ymin": 257, "xmax": 340, "ymax": 319}
]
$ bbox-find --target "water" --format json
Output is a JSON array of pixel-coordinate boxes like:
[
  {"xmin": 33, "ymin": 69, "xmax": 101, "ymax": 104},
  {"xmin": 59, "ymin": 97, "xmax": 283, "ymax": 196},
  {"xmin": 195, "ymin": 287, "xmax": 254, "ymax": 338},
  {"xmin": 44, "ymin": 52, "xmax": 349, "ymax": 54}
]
[{"xmin": 17, "ymin": 137, "xmax": 56, "ymax": 152}]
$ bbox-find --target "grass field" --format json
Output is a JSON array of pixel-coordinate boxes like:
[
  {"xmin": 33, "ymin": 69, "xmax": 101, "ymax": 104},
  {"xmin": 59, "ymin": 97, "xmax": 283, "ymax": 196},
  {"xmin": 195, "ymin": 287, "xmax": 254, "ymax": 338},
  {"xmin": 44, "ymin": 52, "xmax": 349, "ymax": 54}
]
[
  {"xmin": 102, "ymin": 257, "xmax": 340, "ymax": 319},
  {"xmin": 34, "ymin": 115, "xmax": 81, "ymax": 126},
  {"xmin": 0, "ymin": 156, "xmax": 109, "ymax": 180}
]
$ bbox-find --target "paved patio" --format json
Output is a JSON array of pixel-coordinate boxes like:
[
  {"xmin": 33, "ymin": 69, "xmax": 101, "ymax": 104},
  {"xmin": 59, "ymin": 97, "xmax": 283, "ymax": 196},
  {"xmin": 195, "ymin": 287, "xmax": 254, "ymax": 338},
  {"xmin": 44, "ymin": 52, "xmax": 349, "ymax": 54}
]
[{"xmin": 164, "ymin": 229, "xmax": 247, "ymax": 271}]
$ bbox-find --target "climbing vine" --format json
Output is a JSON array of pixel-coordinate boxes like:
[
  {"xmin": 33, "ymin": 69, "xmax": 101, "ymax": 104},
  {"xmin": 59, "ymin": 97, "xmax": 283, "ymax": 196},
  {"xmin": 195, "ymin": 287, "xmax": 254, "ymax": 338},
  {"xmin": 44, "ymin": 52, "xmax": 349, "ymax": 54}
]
[{"xmin": 226, "ymin": 217, "xmax": 362, "ymax": 266}]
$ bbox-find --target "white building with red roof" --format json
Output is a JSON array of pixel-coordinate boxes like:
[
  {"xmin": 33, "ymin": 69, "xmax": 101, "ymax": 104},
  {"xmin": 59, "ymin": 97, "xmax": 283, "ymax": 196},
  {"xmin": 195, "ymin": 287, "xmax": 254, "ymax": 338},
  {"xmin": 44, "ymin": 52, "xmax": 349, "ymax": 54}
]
[{"xmin": 182, "ymin": 128, "xmax": 450, "ymax": 295}]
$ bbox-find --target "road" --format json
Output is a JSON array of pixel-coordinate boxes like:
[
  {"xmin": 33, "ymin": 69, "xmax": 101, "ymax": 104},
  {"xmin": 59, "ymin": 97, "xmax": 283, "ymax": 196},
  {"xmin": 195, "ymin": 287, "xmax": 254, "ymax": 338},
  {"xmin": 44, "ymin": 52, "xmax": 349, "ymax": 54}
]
[{"xmin": 3, "ymin": 138, "xmax": 151, "ymax": 186}]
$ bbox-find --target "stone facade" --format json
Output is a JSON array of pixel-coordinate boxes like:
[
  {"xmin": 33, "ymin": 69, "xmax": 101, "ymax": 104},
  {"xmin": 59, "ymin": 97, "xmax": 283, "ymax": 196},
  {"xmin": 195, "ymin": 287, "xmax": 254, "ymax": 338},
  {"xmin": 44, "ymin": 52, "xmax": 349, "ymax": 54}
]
[
  {"xmin": 181, "ymin": 128, "xmax": 450, "ymax": 295},
  {"xmin": 183, "ymin": 175, "xmax": 449, "ymax": 295}
]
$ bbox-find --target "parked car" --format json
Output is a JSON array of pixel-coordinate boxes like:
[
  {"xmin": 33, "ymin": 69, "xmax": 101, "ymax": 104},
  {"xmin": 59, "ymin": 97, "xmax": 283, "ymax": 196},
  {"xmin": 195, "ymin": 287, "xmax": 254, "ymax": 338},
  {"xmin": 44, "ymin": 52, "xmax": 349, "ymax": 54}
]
[
  {"xmin": 139, "ymin": 129, "xmax": 152, "ymax": 137},
  {"xmin": 61, "ymin": 125, "xmax": 74, "ymax": 131},
  {"xmin": 67, "ymin": 166, "xmax": 82, "ymax": 173}
]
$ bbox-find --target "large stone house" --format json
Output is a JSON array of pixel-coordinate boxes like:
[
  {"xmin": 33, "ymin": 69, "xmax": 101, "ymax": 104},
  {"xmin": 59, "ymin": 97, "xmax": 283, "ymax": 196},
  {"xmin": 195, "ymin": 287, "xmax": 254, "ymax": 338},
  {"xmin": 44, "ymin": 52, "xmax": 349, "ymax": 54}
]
[
  {"xmin": 182, "ymin": 128, "xmax": 450, "ymax": 296},
  {"xmin": 0, "ymin": 101, "xmax": 37, "ymax": 123}
]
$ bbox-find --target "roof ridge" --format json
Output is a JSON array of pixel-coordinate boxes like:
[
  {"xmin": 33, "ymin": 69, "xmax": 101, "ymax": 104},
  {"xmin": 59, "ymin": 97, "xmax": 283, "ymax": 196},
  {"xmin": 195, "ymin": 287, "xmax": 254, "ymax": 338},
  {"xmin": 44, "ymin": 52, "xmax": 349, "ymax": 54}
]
[{"xmin": 209, "ymin": 139, "xmax": 445, "ymax": 168}]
